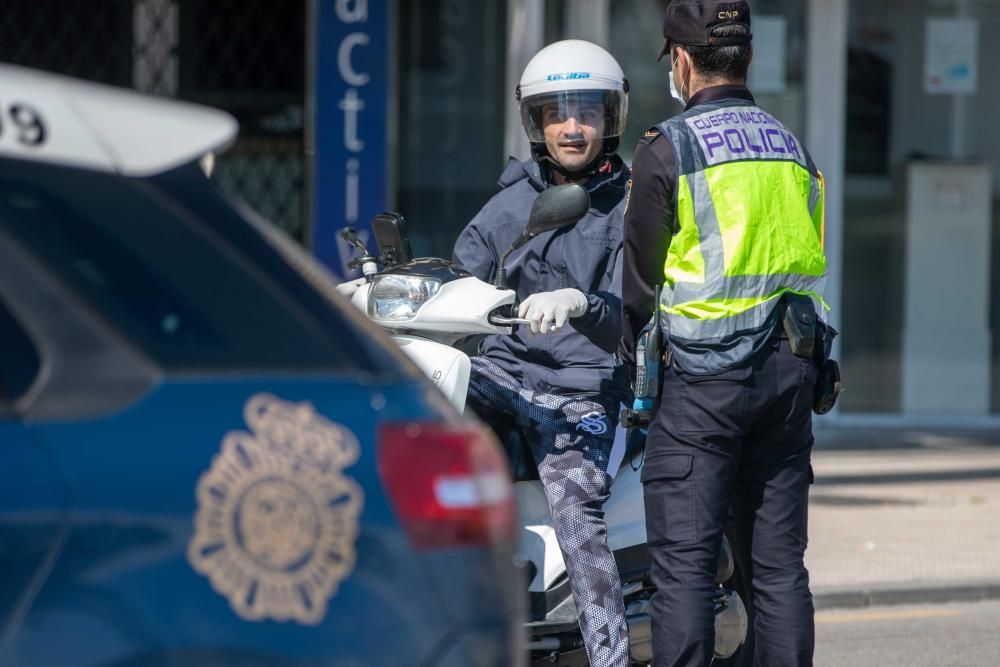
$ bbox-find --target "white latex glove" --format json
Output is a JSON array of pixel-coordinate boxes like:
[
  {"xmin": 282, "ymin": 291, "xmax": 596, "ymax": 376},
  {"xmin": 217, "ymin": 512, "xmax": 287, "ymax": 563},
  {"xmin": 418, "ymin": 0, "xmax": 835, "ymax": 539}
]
[
  {"xmin": 335, "ymin": 277, "xmax": 366, "ymax": 298},
  {"xmin": 517, "ymin": 289, "xmax": 589, "ymax": 334}
]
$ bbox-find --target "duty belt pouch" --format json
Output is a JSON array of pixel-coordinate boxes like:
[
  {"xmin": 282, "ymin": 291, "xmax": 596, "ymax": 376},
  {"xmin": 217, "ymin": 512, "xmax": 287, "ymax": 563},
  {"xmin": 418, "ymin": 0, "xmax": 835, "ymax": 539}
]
[{"xmin": 781, "ymin": 294, "xmax": 816, "ymax": 358}]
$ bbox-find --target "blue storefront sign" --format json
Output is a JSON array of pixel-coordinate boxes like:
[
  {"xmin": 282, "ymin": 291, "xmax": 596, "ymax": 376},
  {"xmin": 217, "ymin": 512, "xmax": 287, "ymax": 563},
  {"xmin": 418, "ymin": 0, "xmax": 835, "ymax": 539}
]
[{"xmin": 311, "ymin": 0, "xmax": 388, "ymax": 275}]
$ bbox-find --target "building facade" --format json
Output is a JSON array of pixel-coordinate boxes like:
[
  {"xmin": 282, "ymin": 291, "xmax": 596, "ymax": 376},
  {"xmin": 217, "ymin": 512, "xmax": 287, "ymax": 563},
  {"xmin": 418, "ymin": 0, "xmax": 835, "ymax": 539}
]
[
  {"xmin": 3, "ymin": 0, "xmax": 998, "ymax": 424},
  {"xmin": 353, "ymin": 0, "xmax": 999, "ymax": 425}
]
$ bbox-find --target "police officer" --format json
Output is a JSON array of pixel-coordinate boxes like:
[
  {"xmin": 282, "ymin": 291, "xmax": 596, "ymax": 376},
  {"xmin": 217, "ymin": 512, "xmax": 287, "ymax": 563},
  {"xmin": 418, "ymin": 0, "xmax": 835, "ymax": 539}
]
[
  {"xmin": 620, "ymin": 2, "xmax": 829, "ymax": 665},
  {"xmin": 453, "ymin": 40, "xmax": 632, "ymax": 667}
]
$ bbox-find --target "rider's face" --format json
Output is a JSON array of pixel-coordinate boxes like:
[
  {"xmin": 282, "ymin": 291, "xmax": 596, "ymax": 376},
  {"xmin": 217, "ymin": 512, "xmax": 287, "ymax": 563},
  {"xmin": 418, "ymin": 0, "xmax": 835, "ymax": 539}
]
[{"xmin": 541, "ymin": 102, "xmax": 605, "ymax": 172}]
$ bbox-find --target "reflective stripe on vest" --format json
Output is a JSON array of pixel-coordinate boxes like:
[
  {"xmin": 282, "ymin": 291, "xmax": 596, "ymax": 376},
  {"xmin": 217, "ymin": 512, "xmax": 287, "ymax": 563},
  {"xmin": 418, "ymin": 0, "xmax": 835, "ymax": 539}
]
[{"xmin": 656, "ymin": 101, "xmax": 828, "ymax": 362}]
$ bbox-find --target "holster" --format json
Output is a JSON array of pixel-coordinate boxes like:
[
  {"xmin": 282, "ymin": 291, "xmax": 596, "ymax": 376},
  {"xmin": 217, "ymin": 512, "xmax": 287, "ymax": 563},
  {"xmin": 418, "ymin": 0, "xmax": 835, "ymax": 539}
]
[
  {"xmin": 813, "ymin": 358, "xmax": 842, "ymax": 415},
  {"xmin": 812, "ymin": 319, "xmax": 842, "ymax": 415}
]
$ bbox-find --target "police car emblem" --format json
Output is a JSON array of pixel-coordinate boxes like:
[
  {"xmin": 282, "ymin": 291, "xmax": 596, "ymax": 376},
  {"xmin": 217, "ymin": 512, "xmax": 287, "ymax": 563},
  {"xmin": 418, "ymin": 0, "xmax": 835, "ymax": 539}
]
[{"xmin": 188, "ymin": 393, "xmax": 363, "ymax": 625}]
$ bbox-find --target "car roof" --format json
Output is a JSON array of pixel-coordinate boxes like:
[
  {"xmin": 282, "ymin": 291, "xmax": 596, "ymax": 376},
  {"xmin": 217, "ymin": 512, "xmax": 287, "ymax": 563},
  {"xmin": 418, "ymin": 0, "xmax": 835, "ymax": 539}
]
[{"xmin": 0, "ymin": 63, "xmax": 237, "ymax": 177}]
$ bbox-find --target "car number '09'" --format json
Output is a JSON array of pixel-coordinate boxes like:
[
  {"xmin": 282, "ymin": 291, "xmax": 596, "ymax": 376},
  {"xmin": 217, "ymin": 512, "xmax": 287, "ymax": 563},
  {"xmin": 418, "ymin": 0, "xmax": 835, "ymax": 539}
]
[{"xmin": 0, "ymin": 103, "xmax": 47, "ymax": 147}]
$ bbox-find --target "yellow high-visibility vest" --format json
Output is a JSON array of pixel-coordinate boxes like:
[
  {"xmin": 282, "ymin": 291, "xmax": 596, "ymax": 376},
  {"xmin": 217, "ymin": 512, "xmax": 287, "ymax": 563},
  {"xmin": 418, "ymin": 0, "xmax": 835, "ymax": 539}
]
[{"xmin": 655, "ymin": 100, "xmax": 827, "ymax": 372}]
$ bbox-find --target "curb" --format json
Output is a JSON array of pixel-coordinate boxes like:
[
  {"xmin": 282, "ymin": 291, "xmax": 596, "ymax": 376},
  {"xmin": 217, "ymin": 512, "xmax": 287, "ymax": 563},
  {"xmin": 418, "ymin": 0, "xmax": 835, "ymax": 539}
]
[{"xmin": 813, "ymin": 580, "xmax": 1000, "ymax": 610}]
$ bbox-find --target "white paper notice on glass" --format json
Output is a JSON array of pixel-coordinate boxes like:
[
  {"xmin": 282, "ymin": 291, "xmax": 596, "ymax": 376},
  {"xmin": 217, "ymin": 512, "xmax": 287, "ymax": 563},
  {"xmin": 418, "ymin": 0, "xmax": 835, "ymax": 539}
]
[
  {"xmin": 748, "ymin": 16, "xmax": 786, "ymax": 94},
  {"xmin": 925, "ymin": 18, "xmax": 978, "ymax": 95}
]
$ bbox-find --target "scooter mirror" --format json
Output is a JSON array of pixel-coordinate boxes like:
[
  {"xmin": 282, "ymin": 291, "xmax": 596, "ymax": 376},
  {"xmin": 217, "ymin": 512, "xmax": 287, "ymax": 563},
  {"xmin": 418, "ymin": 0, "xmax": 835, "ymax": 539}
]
[
  {"xmin": 524, "ymin": 183, "xmax": 590, "ymax": 240},
  {"xmin": 494, "ymin": 184, "xmax": 591, "ymax": 289}
]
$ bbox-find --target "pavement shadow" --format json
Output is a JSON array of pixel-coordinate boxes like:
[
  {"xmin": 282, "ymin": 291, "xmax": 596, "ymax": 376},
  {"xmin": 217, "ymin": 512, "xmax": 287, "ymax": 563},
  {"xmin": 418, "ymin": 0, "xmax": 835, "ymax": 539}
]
[
  {"xmin": 814, "ymin": 467, "xmax": 1000, "ymax": 486},
  {"xmin": 808, "ymin": 493, "xmax": 921, "ymax": 507},
  {"xmin": 814, "ymin": 428, "xmax": 1000, "ymax": 452}
]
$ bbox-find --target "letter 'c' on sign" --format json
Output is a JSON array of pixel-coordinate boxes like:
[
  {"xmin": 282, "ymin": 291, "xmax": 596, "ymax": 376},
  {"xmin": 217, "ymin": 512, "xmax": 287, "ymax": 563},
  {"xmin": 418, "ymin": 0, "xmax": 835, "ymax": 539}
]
[{"xmin": 338, "ymin": 33, "xmax": 370, "ymax": 87}]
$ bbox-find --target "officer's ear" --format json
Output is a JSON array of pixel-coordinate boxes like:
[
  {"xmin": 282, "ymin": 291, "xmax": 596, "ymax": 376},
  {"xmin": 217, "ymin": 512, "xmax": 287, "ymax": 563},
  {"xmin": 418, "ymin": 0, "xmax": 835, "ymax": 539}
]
[{"xmin": 673, "ymin": 46, "xmax": 692, "ymax": 79}]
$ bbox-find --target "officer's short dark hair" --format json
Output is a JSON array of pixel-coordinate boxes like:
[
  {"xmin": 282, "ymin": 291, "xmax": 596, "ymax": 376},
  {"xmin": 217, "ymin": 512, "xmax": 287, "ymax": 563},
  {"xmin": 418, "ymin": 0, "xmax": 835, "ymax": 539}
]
[{"xmin": 678, "ymin": 24, "xmax": 752, "ymax": 81}]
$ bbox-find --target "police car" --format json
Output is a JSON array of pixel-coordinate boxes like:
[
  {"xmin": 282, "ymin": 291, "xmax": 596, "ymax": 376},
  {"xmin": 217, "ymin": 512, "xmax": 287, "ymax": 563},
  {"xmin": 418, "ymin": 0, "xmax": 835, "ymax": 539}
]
[{"xmin": 0, "ymin": 65, "xmax": 522, "ymax": 666}]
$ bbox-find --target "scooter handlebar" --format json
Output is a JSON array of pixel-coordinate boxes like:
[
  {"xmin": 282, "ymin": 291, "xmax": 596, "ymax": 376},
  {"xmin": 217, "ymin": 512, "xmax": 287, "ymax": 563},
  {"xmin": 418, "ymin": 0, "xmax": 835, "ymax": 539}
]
[{"xmin": 488, "ymin": 315, "xmax": 557, "ymax": 332}]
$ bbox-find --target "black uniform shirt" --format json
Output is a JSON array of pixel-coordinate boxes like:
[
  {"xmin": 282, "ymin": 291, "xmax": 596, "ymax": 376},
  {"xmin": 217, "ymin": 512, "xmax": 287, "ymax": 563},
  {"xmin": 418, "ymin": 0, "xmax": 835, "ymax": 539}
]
[{"xmin": 619, "ymin": 84, "xmax": 756, "ymax": 378}]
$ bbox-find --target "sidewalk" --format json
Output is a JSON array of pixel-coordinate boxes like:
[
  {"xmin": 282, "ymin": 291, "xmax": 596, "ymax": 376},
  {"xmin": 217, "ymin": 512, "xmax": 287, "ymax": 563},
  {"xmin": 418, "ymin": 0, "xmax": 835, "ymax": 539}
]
[{"xmin": 807, "ymin": 428, "xmax": 1000, "ymax": 609}]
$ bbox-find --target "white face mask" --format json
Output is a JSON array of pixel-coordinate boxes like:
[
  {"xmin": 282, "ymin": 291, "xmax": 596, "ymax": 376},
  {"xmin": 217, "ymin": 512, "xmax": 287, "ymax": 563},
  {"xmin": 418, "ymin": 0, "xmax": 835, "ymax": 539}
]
[{"xmin": 669, "ymin": 55, "xmax": 686, "ymax": 105}]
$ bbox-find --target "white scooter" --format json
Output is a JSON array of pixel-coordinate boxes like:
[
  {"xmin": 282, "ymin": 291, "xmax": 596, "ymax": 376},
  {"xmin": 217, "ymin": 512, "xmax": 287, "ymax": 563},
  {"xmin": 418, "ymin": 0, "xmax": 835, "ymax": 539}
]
[{"xmin": 343, "ymin": 185, "xmax": 749, "ymax": 666}]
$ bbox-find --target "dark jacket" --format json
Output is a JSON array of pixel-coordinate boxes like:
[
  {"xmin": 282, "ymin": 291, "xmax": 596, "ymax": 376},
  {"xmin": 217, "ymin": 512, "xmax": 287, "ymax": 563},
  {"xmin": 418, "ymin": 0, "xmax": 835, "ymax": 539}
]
[{"xmin": 453, "ymin": 156, "xmax": 631, "ymax": 403}]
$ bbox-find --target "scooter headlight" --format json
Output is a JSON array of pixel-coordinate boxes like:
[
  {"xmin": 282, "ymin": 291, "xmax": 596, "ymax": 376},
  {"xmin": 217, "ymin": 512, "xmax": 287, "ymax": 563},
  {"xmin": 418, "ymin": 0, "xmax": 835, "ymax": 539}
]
[{"xmin": 367, "ymin": 274, "xmax": 442, "ymax": 322}]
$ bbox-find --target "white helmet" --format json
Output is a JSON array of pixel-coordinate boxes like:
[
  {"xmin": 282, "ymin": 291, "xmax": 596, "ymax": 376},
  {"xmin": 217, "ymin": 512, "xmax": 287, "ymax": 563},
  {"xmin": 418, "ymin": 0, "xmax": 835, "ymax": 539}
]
[{"xmin": 516, "ymin": 40, "xmax": 629, "ymax": 160}]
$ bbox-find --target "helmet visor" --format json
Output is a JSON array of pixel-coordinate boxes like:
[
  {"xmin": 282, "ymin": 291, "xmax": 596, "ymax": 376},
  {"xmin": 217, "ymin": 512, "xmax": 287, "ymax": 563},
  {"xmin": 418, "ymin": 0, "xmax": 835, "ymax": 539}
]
[{"xmin": 519, "ymin": 89, "xmax": 627, "ymax": 144}]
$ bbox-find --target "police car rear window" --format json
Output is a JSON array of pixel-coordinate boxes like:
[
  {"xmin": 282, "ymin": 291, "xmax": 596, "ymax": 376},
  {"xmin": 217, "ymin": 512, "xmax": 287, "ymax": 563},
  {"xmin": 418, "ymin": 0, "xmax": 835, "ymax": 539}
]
[{"xmin": 0, "ymin": 159, "xmax": 393, "ymax": 374}]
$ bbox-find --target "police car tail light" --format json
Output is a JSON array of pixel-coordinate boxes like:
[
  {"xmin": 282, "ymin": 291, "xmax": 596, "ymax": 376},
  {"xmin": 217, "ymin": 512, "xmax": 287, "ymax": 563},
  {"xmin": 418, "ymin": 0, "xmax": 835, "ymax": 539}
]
[{"xmin": 378, "ymin": 423, "xmax": 516, "ymax": 550}]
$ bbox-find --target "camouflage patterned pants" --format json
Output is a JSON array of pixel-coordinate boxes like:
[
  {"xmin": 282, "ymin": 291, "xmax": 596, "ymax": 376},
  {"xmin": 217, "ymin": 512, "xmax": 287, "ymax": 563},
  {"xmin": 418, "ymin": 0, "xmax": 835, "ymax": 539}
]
[{"xmin": 468, "ymin": 356, "xmax": 630, "ymax": 667}]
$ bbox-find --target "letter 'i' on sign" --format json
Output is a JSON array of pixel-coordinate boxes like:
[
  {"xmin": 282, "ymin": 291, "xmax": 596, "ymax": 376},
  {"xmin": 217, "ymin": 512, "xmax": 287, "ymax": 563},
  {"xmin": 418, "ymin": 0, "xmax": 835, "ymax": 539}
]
[{"xmin": 311, "ymin": 0, "xmax": 388, "ymax": 277}]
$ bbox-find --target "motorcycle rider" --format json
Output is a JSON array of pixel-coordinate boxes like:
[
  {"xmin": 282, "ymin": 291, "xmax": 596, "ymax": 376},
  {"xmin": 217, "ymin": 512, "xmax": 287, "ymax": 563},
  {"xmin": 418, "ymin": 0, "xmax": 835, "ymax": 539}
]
[{"xmin": 452, "ymin": 40, "xmax": 632, "ymax": 667}]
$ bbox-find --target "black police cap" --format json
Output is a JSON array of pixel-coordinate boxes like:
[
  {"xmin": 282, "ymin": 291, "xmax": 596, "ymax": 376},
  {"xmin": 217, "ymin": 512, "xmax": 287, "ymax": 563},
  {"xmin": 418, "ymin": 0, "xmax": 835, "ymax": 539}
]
[{"xmin": 656, "ymin": 0, "xmax": 753, "ymax": 61}]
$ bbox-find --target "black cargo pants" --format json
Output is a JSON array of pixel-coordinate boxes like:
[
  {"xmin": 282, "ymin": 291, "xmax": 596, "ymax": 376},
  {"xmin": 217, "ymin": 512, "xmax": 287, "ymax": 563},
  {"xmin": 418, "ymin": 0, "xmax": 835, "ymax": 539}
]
[{"xmin": 642, "ymin": 337, "xmax": 816, "ymax": 667}]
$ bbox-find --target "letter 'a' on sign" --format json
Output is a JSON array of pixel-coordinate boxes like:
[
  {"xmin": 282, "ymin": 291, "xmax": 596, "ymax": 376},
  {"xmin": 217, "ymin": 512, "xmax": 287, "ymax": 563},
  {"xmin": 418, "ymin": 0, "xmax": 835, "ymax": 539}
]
[{"xmin": 335, "ymin": 0, "xmax": 368, "ymax": 23}]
